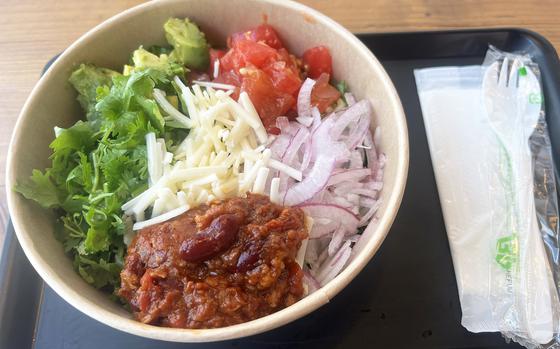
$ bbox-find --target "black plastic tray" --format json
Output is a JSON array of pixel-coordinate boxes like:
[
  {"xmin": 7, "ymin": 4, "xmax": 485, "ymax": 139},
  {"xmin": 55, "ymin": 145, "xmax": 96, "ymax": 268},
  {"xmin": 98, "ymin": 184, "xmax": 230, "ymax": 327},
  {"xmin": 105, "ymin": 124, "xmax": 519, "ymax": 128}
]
[{"xmin": 4, "ymin": 28, "xmax": 560, "ymax": 349}]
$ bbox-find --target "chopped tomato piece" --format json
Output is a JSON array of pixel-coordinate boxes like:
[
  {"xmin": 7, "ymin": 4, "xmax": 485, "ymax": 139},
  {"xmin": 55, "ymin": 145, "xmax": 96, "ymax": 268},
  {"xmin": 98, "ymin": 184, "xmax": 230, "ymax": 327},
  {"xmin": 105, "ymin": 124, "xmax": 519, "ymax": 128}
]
[
  {"xmin": 241, "ymin": 68, "xmax": 295, "ymax": 132},
  {"xmin": 208, "ymin": 48, "xmax": 226, "ymax": 76},
  {"xmin": 220, "ymin": 40, "xmax": 278, "ymax": 71},
  {"xmin": 277, "ymin": 48, "xmax": 301, "ymax": 74},
  {"xmin": 235, "ymin": 40, "xmax": 278, "ymax": 68},
  {"xmin": 262, "ymin": 60, "xmax": 302, "ymax": 97},
  {"xmin": 311, "ymin": 73, "xmax": 341, "ymax": 113},
  {"xmin": 228, "ymin": 31, "xmax": 248, "ymax": 49},
  {"xmin": 228, "ymin": 24, "xmax": 284, "ymax": 49},
  {"xmin": 214, "ymin": 70, "xmax": 242, "ymax": 86},
  {"xmin": 214, "ymin": 70, "xmax": 242, "ymax": 99},
  {"xmin": 214, "ymin": 24, "xmax": 338, "ymax": 132},
  {"xmin": 251, "ymin": 24, "xmax": 284, "ymax": 49},
  {"xmin": 302, "ymin": 46, "xmax": 333, "ymax": 79},
  {"xmin": 220, "ymin": 48, "xmax": 246, "ymax": 72}
]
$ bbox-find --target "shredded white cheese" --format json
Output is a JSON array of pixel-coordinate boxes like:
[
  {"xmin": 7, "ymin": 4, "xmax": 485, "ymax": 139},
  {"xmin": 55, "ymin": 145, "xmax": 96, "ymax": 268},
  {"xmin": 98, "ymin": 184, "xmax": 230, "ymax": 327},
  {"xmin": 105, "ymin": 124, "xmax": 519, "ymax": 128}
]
[
  {"xmin": 192, "ymin": 80, "xmax": 236, "ymax": 91},
  {"xmin": 270, "ymin": 177, "xmax": 281, "ymax": 204},
  {"xmin": 153, "ymin": 89, "xmax": 193, "ymax": 128},
  {"xmin": 213, "ymin": 60, "xmax": 220, "ymax": 79},
  {"xmin": 129, "ymin": 78, "xmax": 277, "ymax": 226},
  {"xmin": 133, "ymin": 205, "xmax": 190, "ymax": 231}
]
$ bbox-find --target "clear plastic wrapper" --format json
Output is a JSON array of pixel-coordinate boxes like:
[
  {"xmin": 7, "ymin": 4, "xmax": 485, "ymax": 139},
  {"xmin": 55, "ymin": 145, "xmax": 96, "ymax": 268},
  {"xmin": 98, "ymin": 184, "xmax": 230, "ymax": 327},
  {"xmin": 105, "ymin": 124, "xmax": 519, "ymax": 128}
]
[
  {"xmin": 414, "ymin": 46, "xmax": 560, "ymax": 349},
  {"xmin": 483, "ymin": 46, "xmax": 560, "ymax": 349}
]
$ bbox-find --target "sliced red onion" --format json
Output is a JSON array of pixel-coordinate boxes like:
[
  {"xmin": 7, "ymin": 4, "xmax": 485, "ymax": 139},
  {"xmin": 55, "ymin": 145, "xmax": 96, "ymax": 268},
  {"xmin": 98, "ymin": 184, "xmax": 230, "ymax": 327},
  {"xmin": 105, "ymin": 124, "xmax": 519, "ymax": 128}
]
[
  {"xmin": 361, "ymin": 197, "xmax": 377, "ymax": 207},
  {"xmin": 359, "ymin": 199, "xmax": 382, "ymax": 227},
  {"xmin": 333, "ymin": 182, "xmax": 363, "ymax": 197},
  {"xmin": 374, "ymin": 153, "xmax": 387, "ymax": 182},
  {"xmin": 349, "ymin": 149, "xmax": 365, "ymax": 169},
  {"xmin": 346, "ymin": 193, "xmax": 360, "ymax": 207},
  {"xmin": 327, "ymin": 168, "xmax": 371, "ymax": 187},
  {"xmin": 304, "ymin": 238, "xmax": 321, "ymax": 264},
  {"xmin": 330, "ymin": 100, "xmax": 371, "ymax": 141},
  {"xmin": 364, "ymin": 181, "xmax": 383, "ymax": 191},
  {"xmin": 278, "ymin": 174, "xmax": 292, "ymax": 201},
  {"xmin": 375, "ymin": 167, "xmax": 384, "ymax": 183},
  {"xmin": 319, "ymin": 189, "xmax": 335, "ymax": 205},
  {"xmin": 311, "ymin": 247, "xmax": 330, "ymax": 276},
  {"xmin": 332, "ymin": 196, "xmax": 354, "ymax": 210},
  {"xmin": 310, "ymin": 107, "xmax": 322, "ymax": 133},
  {"xmin": 269, "ymin": 133, "xmax": 291, "ymax": 158},
  {"xmin": 331, "ymin": 142, "xmax": 352, "ymax": 163},
  {"xmin": 346, "ymin": 113, "xmax": 371, "ymax": 149},
  {"xmin": 363, "ymin": 133, "xmax": 378, "ymax": 177},
  {"xmin": 303, "ymin": 269, "xmax": 321, "ymax": 294},
  {"xmin": 296, "ymin": 116, "xmax": 314, "ymax": 127},
  {"xmin": 281, "ymin": 127, "xmax": 310, "ymax": 165},
  {"xmin": 268, "ymin": 90, "xmax": 383, "ymax": 289},
  {"xmin": 351, "ymin": 188, "xmax": 379, "ymax": 198},
  {"xmin": 284, "ymin": 155, "xmax": 335, "ymax": 206},
  {"xmin": 345, "ymin": 234, "xmax": 361, "ymax": 243},
  {"xmin": 300, "ymin": 138, "xmax": 312, "ymax": 171},
  {"xmin": 310, "ymin": 115, "xmax": 335, "ymax": 160},
  {"xmin": 309, "ymin": 220, "xmax": 339, "ymax": 239},
  {"xmin": 328, "ymin": 225, "xmax": 346, "ymax": 256},
  {"xmin": 299, "ymin": 203, "xmax": 359, "ymax": 233},
  {"xmin": 309, "ymin": 188, "xmax": 326, "ymax": 203},
  {"xmin": 316, "ymin": 240, "xmax": 352, "ymax": 285},
  {"xmin": 297, "ymin": 78, "xmax": 316, "ymax": 119}
]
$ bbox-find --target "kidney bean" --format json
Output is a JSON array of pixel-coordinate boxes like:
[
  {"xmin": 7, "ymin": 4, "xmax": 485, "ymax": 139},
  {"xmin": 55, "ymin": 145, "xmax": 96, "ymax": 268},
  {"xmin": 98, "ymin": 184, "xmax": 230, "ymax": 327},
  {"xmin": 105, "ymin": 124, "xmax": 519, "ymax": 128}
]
[
  {"xmin": 236, "ymin": 240, "xmax": 263, "ymax": 272},
  {"xmin": 180, "ymin": 214, "xmax": 241, "ymax": 262}
]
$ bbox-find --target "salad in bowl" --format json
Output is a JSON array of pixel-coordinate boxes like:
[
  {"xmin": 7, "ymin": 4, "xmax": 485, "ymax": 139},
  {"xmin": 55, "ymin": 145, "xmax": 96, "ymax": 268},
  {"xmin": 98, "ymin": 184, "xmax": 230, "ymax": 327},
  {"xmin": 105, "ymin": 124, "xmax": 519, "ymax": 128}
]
[{"xmin": 7, "ymin": 0, "xmax": 407, "ymax": 341}]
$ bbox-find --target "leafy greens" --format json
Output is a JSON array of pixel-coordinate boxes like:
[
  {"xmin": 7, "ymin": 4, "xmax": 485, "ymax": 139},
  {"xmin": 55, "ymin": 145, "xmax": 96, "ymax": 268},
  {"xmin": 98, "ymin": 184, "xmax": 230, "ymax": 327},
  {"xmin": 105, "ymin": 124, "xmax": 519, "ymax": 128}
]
[{"xmin": 14, "ymin": 17, "xmax": 209, "ymax": 292}]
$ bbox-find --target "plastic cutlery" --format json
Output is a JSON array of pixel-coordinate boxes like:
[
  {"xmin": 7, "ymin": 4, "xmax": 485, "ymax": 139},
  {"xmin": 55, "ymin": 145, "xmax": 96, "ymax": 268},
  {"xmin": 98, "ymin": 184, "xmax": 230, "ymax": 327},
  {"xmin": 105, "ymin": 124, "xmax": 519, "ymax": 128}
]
[{"xmin": 483, "ymin": 58, "xmax": 555, "ymax": 344}]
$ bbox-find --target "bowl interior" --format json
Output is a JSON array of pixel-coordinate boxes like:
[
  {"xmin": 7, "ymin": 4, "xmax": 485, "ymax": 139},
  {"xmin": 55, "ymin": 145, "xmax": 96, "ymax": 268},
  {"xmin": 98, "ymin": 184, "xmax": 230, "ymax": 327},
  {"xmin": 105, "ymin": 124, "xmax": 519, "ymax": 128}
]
[{"xmin": 6, "ymin": 0, "xmax": 408, "ymax": 342}]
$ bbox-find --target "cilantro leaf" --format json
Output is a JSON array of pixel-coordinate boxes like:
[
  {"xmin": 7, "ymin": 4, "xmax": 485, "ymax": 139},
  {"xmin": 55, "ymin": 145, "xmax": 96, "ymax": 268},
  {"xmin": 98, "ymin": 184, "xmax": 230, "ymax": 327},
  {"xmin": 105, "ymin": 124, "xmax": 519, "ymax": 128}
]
[{"xmin": 14, "ymin": 169, "xmax": 62, "ymax": 209}]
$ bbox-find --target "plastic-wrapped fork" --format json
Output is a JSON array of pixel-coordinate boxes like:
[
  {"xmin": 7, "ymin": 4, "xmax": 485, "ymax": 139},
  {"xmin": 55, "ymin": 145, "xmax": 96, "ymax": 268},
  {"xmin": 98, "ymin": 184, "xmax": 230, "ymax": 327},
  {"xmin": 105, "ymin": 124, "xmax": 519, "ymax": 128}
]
[{"xmin": 483, "ymin": 57, "xmax": 556, "ymax": 345}]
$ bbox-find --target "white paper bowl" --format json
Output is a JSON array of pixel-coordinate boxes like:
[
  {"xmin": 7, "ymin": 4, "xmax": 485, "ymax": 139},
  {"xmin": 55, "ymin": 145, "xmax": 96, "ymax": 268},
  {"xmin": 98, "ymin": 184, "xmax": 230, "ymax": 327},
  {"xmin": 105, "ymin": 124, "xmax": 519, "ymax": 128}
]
[{"xmin": 6, "ymin": 0, "xmax": 408, "ymax": 342}]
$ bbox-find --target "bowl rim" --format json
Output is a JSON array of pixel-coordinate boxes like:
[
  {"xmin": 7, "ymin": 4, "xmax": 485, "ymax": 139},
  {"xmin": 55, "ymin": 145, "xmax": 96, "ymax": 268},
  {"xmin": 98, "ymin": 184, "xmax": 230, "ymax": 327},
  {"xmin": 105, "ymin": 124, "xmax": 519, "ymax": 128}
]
[{"xmin": 6, "ymin": 0, "xmax": 409, "ymax": 342}]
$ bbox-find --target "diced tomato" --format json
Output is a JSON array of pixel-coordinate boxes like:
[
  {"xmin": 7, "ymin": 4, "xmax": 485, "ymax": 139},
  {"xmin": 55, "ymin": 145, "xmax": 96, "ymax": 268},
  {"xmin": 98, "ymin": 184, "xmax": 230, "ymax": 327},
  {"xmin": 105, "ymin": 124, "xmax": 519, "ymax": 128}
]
[
  {"xmin": 235, "ymin": 40, "xmax": 278, "ymax": 68},
  {"xmin": 214, "ymin": 70, "xmax": 242, "ymax": 86},
  {"xmin": 310, "ymin": 73, "xmax": 341, "ymax": 113},
  {"xmin": 262, "ymin": 60, "xmax": 302, "ymax": 97},
  {"xmin": 241, "ymin": 68, "xmax": 295, "ymax": 132},
  {"xmin": 214, "ymin": 24, "xmax": 338, "ymax": 132},
  {"xmin": 208, "ymin": 48, "xmax": 226, "ymax": 77},
  {"xmin": 277, "ymin": 48, "xmax": 301, "ymax": 74},
  {"xmin": 228, "ymin": 24, "xmax": 284, "ymax": 49},
  {"xmin": 302, "ymin": 46, "xmax": 333, "ymax": 79},
  {"xmin": 220, "ymin": 40, "xmax": 278, "ymax": 71},
  {"xmin": 228, "ymin": 31, "xmax": 248, "ymax": 49},
  {"xmin": 220, "ymin": 48, "xmax": 246, "ymax": 72},
  {"xmin": 251, "ymin": 24, "xmax": 284, "ymax": 49},
  {"xmin": 214, "ymin": 70, "xmax": 242, "ymax": 99}
]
